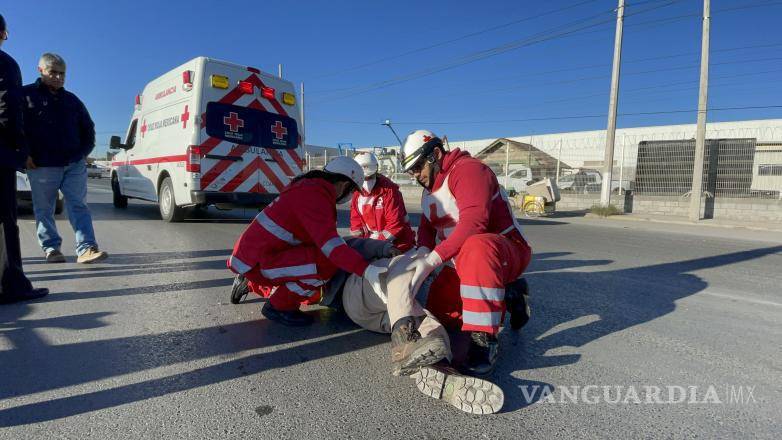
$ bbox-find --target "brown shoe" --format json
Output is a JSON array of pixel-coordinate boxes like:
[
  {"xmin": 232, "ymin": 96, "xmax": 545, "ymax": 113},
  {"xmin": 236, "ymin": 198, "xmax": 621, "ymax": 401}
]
[
  {"xmin": 390, "ymin": 316, "xmax": 448, "ymax": 376},
  {"xmin": 45, "ymin": 249, "xmax": 66, "ymax": 263},
  {"xmin": 77, "ymin": 247, "xmax": 108, "ymax": 264}
]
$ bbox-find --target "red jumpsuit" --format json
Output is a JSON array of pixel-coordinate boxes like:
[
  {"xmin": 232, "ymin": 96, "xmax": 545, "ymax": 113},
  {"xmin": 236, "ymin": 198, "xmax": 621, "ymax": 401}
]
[
  {"xmin": 228, "ymin": 178, "xmax": 370, "ymax": 311},
  {"xmin": 417, "ymin": 149, "xmax": 532, "ymax": 335},
  {"xmin": 349, "ymin": 174, "xmax": 415, "ymax": 251}
]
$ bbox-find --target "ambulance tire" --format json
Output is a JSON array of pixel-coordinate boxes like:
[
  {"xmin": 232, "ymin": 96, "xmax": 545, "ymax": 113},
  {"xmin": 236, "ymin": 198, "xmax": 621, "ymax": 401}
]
[
  {"xmin": 159, "ymin": 177, "xmax": 185, "ymax": 222},
  {"xmin": 112, "ymin": 175, "xmax": 128, "ymax": 208}
]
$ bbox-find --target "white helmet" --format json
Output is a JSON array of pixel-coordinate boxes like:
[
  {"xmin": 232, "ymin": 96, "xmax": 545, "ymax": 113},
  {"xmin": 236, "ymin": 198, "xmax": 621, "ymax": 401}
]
[
  {"xmin": 354, "ymin": 152, "xmax": 379, "ymax": 179},
  {"xmin": 324, "ymin": 156, "xmax": 364, "ymax": 188},
  {"xmin": 400, "ymin": 129, "xmax": 443, "ymax": 172}
]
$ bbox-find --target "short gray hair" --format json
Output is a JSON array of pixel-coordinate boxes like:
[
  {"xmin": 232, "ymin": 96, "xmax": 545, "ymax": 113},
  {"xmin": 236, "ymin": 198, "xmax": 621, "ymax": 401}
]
[{"xmin": 38, "ymin": 53, "xmax": 66, "ymax": 70}]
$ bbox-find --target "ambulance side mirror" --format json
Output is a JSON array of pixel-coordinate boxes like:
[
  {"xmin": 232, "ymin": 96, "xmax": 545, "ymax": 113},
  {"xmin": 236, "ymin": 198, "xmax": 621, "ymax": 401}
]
[{"xmin": 109, "ymin": 135, "xmax": 128, "ymax": 150}]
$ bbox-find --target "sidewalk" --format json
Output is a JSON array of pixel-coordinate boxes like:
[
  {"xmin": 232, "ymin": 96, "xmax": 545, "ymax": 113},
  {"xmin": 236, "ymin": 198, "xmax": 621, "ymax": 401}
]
[{"xmin": 583, "ymin": 212, "xmax": 782, "ymax": 233}]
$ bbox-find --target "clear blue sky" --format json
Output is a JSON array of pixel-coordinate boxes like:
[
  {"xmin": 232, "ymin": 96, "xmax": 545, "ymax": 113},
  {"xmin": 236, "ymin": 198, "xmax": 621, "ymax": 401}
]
[{"xmin": 3, "ymin": 0, "xmax": 781, "ymax": 156}]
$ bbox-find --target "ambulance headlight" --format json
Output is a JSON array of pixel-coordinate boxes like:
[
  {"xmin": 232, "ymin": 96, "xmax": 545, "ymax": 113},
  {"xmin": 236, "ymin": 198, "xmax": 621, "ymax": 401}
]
[
  {"xmin": 282, "ymin": 92, "xmax": 296, "ymax": 106},
  {"xmin": 211, "ymin": 75, "xmax": 229, "ymax": 89}
]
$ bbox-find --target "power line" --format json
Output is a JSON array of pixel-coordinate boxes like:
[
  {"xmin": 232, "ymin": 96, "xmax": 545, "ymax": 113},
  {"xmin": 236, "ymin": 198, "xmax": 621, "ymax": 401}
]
[
  {"xmin": 427, "ymin": 55, "xmax": 782, "ymax": 99},
  {"xmin": 306, "ymin": 0, "xmax": 782, "ymax": 103},
  {"xmin": 310, "ymin": 105, "xmax": 782, "ymax": 126},
  {"xmin": 305, "ymin": 0, "xmax": 603, "ymax": 80},
  {"xmin": 310, "ymin": 2, "xmax": 688, "ymax": 98}
]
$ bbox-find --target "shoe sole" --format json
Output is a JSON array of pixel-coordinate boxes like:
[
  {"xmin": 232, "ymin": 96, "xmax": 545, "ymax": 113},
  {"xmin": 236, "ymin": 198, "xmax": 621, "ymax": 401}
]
[
  {"xmin": 394, "ymin": 339, "xmax": 449, "ymax": 376},
  {"xmin": 46, "ymin": 256, "xmax": 66, "ymax": 263},
  {"xmin": 77, "ymin": 252, "xmax": 108, "ymax": 264},
  {"xmin": 412, "ymin": 366, "xmax": 504, "ymax": 415}
]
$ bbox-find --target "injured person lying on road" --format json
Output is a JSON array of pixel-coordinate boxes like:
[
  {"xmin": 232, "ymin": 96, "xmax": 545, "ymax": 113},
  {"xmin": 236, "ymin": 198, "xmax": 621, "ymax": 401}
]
[{"xmin": 231, "ymin": 237, "xmax": 530, "ymax": 415}]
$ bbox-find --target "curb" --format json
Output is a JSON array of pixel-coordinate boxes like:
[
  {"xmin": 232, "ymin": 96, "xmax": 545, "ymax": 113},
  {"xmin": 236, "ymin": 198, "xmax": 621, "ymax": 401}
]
[{"xmin": 581, "ymin": 212, "xmax": 782, "ymax": 233}]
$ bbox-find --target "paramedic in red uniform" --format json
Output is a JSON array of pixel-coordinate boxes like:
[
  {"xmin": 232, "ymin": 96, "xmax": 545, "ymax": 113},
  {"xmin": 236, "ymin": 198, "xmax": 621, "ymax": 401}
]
[
  {"xmin": 402, "ymin": 130, "xmax": 533, "ymax": 376},
  {"xmin": 227, "ymin": 156, "xmax": 387, "ymax": 327},
  {"xmin": 349, "ymin": 151, "xmax": 415, "ymax": 251}
]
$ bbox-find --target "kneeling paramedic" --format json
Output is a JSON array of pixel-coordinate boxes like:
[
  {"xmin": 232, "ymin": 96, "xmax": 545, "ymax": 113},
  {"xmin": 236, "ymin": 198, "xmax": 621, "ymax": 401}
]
[
  {"xmin": 401, "ymin": 130, "xmax": 533, "ymax": 376},
  {"xmin": 349, "ymin": 152, "xmax": 415, "ymax": 251},
  {"xmin": 227, "ymin": 156, "xmax": 387, "ymax": 327}
]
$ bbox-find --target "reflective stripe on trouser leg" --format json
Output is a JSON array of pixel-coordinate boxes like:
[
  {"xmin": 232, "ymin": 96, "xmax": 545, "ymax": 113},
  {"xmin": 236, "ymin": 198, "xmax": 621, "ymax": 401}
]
[
  {"xmin": 455, "ymin": 233, "xmax": 525, "ymax": 334},
  {"xmin": 460, "ymin": 285, "xmax": 505, "ymax": 334}
]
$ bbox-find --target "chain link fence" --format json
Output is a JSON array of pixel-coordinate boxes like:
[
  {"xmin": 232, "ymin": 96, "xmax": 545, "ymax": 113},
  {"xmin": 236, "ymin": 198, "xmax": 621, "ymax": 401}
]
[{"xmin": 469, "ymin": 125, "xmax": 782, "ymax": 221}]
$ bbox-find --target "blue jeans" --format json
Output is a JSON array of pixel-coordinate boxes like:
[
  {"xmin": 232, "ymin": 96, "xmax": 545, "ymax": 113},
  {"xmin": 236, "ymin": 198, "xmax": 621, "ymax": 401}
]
[{"xmin": 27, "ymin": 159, "xmax": 98, "ymax": 256}]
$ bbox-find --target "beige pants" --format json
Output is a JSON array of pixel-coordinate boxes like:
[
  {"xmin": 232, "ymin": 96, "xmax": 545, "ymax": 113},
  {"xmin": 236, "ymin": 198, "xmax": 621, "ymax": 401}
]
[{"xmin": 342, "ymin": 251, "xmax": 452, "ymax": 360}]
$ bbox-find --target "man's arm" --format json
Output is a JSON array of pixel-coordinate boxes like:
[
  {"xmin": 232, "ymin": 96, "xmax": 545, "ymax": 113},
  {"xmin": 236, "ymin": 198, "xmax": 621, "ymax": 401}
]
[
  {"xmin": 299, "ymin": 186, "xmax": 370, "ymax": 276},
  {"xmin": 381, "ymin": 186, "xmax": 409, "ymax": 241},
  {"xmin": 349, "ymin": 192, "xmax": 366, "ymax": 237},
  {"xmin": 76, "ymin": 97, "xmax": 95, "ymax": 158},
  {"xmin": 0, "ymin": 58, "xmax": 28, "ymax": 163},
  {"xmin": 431, "ymin": 161, "xmax": 493, "ymax": 262}
]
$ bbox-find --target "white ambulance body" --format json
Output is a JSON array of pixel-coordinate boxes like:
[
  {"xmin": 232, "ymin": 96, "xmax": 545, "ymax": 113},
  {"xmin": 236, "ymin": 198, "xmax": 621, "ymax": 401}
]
[{"xmin": 110, "ymin": 57, "xmax": 304, "ymax": 221}]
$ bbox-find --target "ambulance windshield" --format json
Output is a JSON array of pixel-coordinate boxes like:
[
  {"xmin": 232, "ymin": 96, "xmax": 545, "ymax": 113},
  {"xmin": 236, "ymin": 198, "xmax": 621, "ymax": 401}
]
[{"xmin": 205, "ymin": 102, "xmax": 299, "ymax": 149}]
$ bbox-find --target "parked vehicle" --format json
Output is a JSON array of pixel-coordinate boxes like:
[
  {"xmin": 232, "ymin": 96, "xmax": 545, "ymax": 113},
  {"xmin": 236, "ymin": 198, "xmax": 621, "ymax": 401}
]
[{"xmin": 109, "ymin": 57, "xmax": 304, "ymax": 222}]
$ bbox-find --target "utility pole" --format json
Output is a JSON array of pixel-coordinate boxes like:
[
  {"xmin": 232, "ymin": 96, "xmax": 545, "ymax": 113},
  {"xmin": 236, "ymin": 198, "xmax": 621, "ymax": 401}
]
[
  {"xmin": 600, "ymin": 0, "xmax": 625, "ymax": 207},
  {"xmin": 278, "ymin": 64, "xmax": 283, "ymax": 78},
  {"xmin": 688, "ymin": 0, "xmax": 711, "ymax": 221}
]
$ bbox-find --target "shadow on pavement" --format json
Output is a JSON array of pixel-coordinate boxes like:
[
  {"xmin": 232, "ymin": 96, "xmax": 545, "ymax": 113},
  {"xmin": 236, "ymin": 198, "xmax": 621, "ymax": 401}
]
[
  {"xmin": 496, "ymin": 245, "xmax": 782, "ymax": 411},
  {"xmin": 0, "ymin": 311, "xmax": 384, "ymax": 426},
  {"xmin": 3, "ymin": 243, "xmax": 781, "ymax": 421}
]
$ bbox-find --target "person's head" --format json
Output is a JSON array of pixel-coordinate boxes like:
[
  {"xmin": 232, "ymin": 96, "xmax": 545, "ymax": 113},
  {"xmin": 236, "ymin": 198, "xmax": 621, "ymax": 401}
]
[
  {"xmin": 38, "ymin": 53, "xmax": 67, "ymax": 91},
  {"xmin": 401, "ymin": 129, "xmax": 445, "ymax": 190},
  {"xmin": 323, "ymin": 156, "xmax": 364, "ymax": 203},
  {"xmin": 0, "ymin": 14, "xmax": 8, "ymax": 47},
  {"xmin": 354, "ymin": 152, "xmax": 379, "ymax": 180}
]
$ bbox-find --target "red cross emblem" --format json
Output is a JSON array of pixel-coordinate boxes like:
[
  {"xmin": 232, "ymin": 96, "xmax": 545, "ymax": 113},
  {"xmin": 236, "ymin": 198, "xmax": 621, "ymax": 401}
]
[
  {"xmin": 181, "ymin": 105, "xmax": 190, "ymax": 129},
  {"xmin": 423, "ymin": 135, "xmax": 432, "ymax": 142},
  {"xmin": 223, "ymin": 112, "xmax": 244, "ymax": 132},
  {"xmin": 140, "ymin": 119, "xmax": 147, "ymax": 138},
  {"xmin": 271, "ymin": 121, "xmax": 288, "ymax": 140},
  {"xmin": 427, "ymin": 204, "xmax": 456, "ymax": 241}
]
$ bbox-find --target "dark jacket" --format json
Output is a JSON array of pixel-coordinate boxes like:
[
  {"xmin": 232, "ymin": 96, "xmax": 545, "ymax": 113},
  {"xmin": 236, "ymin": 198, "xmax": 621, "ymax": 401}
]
[
  {"xmin": 0, "ymin": 49, "xmax": 27, "ymax": 170},
  {"xmin": 22, "ymin": 78, "xmax": 95, "ymax": 167}
]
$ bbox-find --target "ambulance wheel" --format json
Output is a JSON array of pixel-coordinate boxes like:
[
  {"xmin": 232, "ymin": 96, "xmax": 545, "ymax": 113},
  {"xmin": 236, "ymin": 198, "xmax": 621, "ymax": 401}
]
[
  {"xmin": 159, "ymin": 177, "xmax": 185, "ymax": 222},
  {"xmin": 112, "ymin": 175, "xmax": 128, "ymax": 208}
]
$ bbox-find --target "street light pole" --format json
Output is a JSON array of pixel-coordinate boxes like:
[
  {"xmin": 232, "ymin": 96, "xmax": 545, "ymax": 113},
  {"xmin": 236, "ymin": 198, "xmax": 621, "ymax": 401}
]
[
  {"xmin": 688, "ymin": 0, "xmax": 711, "ymax": 221},
  {"xmin": 600, "ymin": 0, "xmax": 625, "ymax": 207},
  {"xmin": 382, "ymin": 119, "xmax": 404, "ymax": 146}
]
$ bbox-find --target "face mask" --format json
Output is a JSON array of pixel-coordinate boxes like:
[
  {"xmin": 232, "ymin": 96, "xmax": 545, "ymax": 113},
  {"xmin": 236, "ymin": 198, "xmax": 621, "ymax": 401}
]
[{"xmin": 362, "ymin": 176, "xmax": 377, "ymax": 193}]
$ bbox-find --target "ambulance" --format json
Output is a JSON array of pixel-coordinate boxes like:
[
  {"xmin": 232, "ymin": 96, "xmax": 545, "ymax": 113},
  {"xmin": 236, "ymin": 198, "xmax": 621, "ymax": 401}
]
[{"xmin": 109, "ymin": 57, "xmax": 304, "ymax": 222}]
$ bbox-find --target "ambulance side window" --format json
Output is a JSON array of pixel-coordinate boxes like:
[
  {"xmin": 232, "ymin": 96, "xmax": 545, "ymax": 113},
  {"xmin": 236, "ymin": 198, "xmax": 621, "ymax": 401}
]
[{"xmin": 125, "ymin": 119, "xmax": 138, "ymax": 149}]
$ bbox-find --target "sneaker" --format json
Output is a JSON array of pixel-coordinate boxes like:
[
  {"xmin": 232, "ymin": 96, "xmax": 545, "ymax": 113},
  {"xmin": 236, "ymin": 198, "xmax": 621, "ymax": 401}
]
[
  {"xmin": 411, "ymin": 364, "xmax": 504, "ymax": 414},
  {"xmin": 230, "ymin": 274, "xmax": 250, "ymax": 304},
  {"xmin": 505, "ymin": 277, "xmax": 531, "ymax": 330},
  {"xmin": 261, "ymin": 302, "xmax": 313, "ymax": 327},
  {"xmin": 45, "ymin": 249, "xmax": 66, "ymax": 263},
  {"xmin": 76, "ymin": 247, "xmax": 108, "ymax": 264},
  {"xmin": 390, "ymin": 316, "xmax": 448, "ymax": 376},
  {"xmin": 462, "ymin": 332, "xmax": 499, "ymax": 376},
  {"xmin": 0, "ymin": 288, "xmax": 50, "ymax": 305}
]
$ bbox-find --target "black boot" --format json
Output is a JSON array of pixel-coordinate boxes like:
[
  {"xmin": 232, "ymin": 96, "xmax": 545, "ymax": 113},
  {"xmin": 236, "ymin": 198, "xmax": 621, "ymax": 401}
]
[
  {"xmin": 505, "ymin": 277, "xmax": 530, "ymax": 330},
  {"xmin": 462, "ymin": 331, "xmax": 499, "ymax": 376},
  {"xmin": 390, "ymin": 316, "xmax": 448, "ymax": 376},
  {"xmin": 230, "ymin": 274, "xmax": 250, "ymax": 304},
  {"xmin": 261, "ymin": 302, "xmax": 314, "ymax": 327}
]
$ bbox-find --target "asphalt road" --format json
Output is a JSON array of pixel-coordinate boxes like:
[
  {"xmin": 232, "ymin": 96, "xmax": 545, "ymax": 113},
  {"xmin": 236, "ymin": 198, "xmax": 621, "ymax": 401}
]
[{"xmin": 1, "ymin": 178, "xmax": 780, "ymax": 439}]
